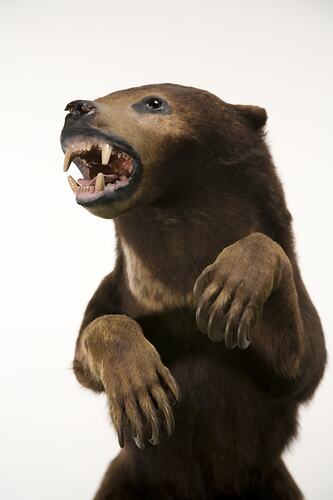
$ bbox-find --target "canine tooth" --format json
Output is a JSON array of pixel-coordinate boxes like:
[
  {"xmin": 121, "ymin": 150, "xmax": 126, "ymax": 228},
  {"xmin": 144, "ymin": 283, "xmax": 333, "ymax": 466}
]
[
  {"xmin": 102, "ymin": 144, "xmax": 112, "ymax": 165},
  {"xmin": 67, "ymin": 175, "xmax": 79, "ymax": 193},
  {"xmin": 63, "ymin": 150, "xmax": 74, "ymax": 172},
  {"xmin": 86, "ymin": 142, "xmax": 92, "ymax": 151},
  {"xmin": 95, "ymin": 172, "xmax": 105, "ymax": 192}
]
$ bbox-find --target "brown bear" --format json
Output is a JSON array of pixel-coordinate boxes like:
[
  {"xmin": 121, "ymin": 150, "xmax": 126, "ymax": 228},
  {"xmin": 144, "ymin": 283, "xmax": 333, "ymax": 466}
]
[{"xmin": 60, "ymin": 84, "xmax": 326, "ymax": 499}]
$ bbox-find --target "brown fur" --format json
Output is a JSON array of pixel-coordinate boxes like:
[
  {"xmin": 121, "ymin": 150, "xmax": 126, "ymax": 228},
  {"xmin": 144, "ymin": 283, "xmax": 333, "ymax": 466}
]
[{"xmin": 62, "ymin": 84, "xmax": 326, "ymax": 499}]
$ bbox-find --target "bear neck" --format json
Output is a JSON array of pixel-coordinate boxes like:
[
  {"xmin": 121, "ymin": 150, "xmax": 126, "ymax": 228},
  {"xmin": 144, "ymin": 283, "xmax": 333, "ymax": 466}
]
[{"xmin": 114, "ymin": 155, "xmax": 294, "ymax": 299}]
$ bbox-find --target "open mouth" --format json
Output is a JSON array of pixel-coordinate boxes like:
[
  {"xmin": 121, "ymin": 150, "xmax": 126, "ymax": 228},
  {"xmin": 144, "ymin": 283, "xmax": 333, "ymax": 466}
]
[{"xmin": 62, "ymin": 135, "xmax": 139, "ymax": 206}]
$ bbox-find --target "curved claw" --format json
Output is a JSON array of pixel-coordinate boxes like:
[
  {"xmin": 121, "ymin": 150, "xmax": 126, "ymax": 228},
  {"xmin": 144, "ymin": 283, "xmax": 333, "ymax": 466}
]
[
  {"xmin": 162, "ymin": 403, "xmax": 175, "ymax": 437},
  {"xmin": 224, "ymin": 320, "xmax": 238, "ymax": 349},
  {"xmin": 195, "ymin": 284, "xmax": 220, "ymax": 334},
  {"xmin": 109, "ymin": 400, "xmax": 125, "ymax": 448},
  {"xmin": 237, "ymin": 304, "xmax": 257, "ymax": 349},
  {"xmin": 133, "ymin": 435, "xmax": 145, "ymax": 449},
  {"xmin": 118, "ymin": 428, "xmax": 124, "ymax": 448},
  {"xmin": 207, "ymin": 308, "xmax": 225, "ymax": 342},
  {"xmin": 167, "ymin": 375, "xmax": 181, "ymax": 404},
  {"xmin": 159, "ymin": 367, "xmax": 181, "ymax": 404},
  {"xmin": 125, "ymin": 396, "xmax": 146, "ymax": 449},
  {"xmin": 151, "ymin": 385, "xmax": 175, "ymax": 437},
  {"xmin": 207, "ymin": 291, "xmax": 228, "ymax": 340},
  {"xmin": 196, "ymin": 298, "xmax": 210, "ymax": 334},
  {"xmin": 148, "ymin": 415, "xmax": 161, "ymax": 446},
  {"xmin": 237, "ymin": 320, "xmax": 251, "ymax": 349},
  {"xmin": 139, "ymin": 392, "xmax": 161, "ymax": 446},
  {"xmin": 193, "ymin": 265, "xmax": 213, "ymax": 303}
]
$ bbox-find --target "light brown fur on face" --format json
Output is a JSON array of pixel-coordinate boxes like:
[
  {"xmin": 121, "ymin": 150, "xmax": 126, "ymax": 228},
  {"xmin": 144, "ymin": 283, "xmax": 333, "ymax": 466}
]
[
  {"xmin": 62, "ymin": 83, "xmax": 326, "ymax": 500},
  {"xmin": 92, "ymin": 88, "xmax": 192, "ymax": 215},
  {"xmin": 95, "ymin": 87, "xmax": 188, "ymax": 145}
]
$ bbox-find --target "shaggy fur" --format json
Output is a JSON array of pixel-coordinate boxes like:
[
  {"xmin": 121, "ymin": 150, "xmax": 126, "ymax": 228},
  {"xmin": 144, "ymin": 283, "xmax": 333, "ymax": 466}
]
[{"xmin": 61, "ymin": 84, "xmax": 326, "ymax": 499}]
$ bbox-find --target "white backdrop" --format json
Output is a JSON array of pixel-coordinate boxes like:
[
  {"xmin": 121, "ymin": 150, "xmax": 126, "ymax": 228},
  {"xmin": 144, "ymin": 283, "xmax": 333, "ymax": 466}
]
[{"xmin": 1, "ymin": 1, "xmax": 332, "ymax": 499}]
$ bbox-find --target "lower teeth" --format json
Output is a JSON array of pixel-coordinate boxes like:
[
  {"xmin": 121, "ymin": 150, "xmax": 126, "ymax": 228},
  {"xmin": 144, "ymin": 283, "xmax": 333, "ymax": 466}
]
[{"xmin": 68, "ymin": 175, "xmax": 128, "ymax": 195}]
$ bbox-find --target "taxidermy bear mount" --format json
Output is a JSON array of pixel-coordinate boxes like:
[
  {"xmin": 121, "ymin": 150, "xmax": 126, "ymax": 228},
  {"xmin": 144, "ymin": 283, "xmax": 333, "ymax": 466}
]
[{"xmin": 60, "ymin": 84, "xmax": 326, "ymax": 500}]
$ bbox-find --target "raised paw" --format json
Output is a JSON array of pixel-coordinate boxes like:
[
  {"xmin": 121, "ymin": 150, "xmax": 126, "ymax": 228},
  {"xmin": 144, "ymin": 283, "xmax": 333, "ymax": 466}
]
[
  {"xmin": 101, "ymin": 339, "xmax": 180, "ymax": 449},
  {"xmin": 83, "ymin": 314, "xmax": 181, "ymax": 449},
  {"xmin": 193, "ymin": 238, "xmax": 275, "ymax": 349}
]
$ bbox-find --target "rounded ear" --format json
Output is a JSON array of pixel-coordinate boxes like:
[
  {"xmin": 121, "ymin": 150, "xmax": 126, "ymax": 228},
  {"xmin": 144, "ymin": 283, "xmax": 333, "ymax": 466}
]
[{"xmin": 234, "ymin": 104, "xmax": 267, "ymax": 129}]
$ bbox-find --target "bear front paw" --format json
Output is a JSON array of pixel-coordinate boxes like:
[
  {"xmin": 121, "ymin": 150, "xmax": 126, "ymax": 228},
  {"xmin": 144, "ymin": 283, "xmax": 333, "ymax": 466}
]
[
  {"xmin": 102, "ymin": 348, "xmax": 180, "ymax": 449},
  {"xmin": 193, "ymin": 238, "xmax": 275, "ymax": 349},
  {"xmin": 82, "ymin": 314, "xmax": 181, "ymax": 449}
]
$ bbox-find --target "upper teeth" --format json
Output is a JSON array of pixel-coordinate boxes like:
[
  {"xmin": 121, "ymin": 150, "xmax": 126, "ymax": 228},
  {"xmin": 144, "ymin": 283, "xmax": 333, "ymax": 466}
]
[
  {"xmin": 63, "ymin": 150, "xmax": 75, "ymax": 172},
  {"xmin": 63, "ymin": 140, "xmax": 117, "ymax": 172},
  {"xmin": 102, "ymin": 143, "xmax": 113, "ymax": 165}
]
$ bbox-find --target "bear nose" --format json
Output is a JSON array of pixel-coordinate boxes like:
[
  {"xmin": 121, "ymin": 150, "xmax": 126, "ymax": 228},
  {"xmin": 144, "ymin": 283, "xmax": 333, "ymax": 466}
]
[{"xmin": 64, "ymin": 100, "xmax": 96, "ymax": 116}]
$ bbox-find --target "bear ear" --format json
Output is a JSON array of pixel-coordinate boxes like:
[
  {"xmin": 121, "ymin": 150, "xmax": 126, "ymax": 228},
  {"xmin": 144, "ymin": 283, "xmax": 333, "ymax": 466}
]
[{"xmin": 234, "ymin": 104, "xmax": 267, "ymax": 129}]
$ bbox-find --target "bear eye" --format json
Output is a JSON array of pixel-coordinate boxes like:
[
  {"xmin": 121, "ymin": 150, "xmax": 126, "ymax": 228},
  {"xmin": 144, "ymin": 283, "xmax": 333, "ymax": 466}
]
[
  {"xmin": 145, "ymin": 97, "xmax": 163, "ymax": 110},
  {"xmin": 132, "ymin": 95, "xmax": 171, "ymax": 115}
]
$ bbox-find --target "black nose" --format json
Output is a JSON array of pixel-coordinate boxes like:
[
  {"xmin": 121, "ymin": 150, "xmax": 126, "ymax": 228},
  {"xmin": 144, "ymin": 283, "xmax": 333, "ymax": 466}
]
[{"xmin": 64, "ymin": 100, "xmax": 96, "ymax": 116}]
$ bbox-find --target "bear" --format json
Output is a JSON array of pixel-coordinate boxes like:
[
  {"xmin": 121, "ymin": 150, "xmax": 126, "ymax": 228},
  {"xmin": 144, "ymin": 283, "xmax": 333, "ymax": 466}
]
[{"xmin": 60, "ymin": 83, "xmax": 326, "ymax": 499}]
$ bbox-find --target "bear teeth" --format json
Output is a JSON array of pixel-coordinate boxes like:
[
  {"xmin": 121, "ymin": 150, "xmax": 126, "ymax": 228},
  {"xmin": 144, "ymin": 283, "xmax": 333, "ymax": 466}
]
[
  {"xmin": 63, "ymin": 140, "xmax": 131, "ymax": 172},
  {"xmin": 64, "ymin": 139, "xmax": 133, "ymax": 197},
  {"xmin": 101, "ymin": 144, "xmax": 112, "ymax": 165},
  {"xmin": 67, "ymin": 175, "xmax": 79, "ymax": 193},
  {"xmin": 95, "ymin": 172, "xmax": 105, "ymax": 192}
]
